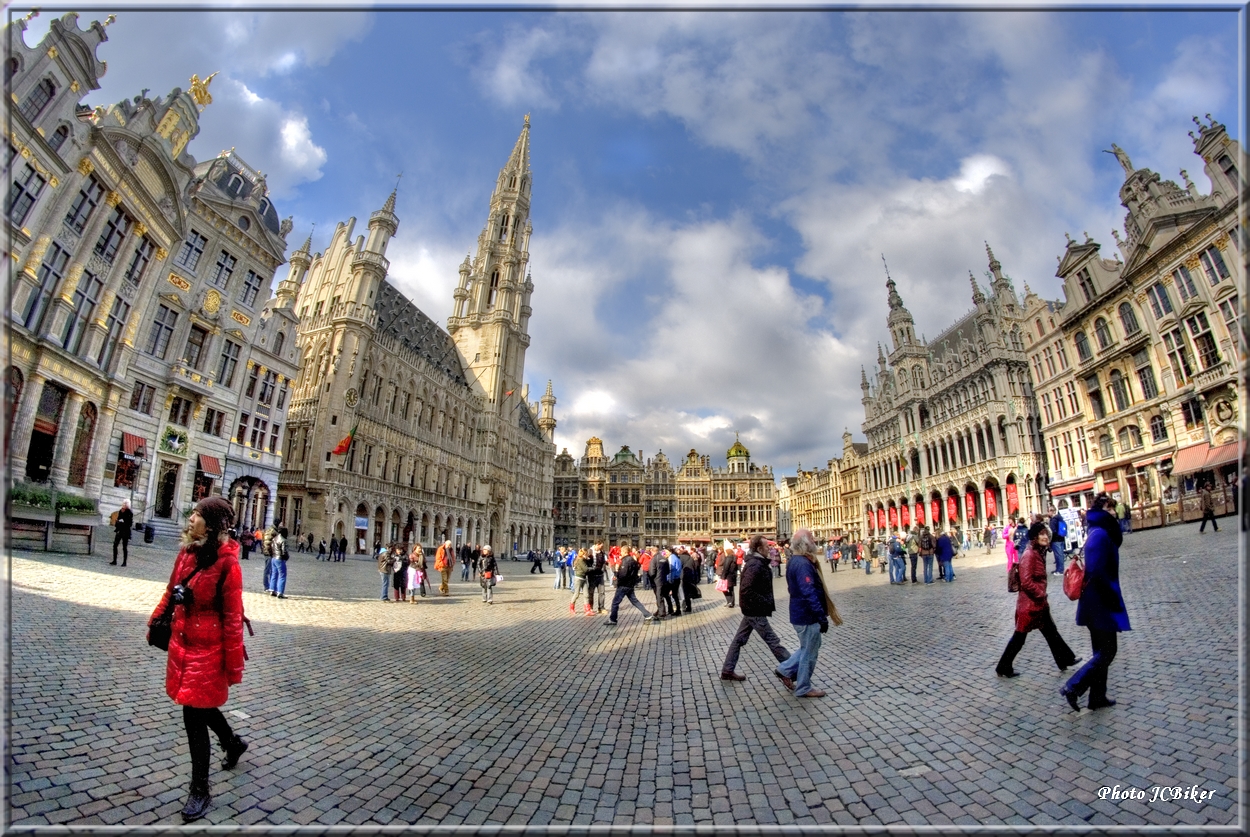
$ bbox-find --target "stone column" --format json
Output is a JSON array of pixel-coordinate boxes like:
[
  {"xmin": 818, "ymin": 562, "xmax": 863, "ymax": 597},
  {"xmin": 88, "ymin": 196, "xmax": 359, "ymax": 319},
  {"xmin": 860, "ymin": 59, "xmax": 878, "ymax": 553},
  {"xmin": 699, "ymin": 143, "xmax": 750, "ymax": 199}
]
[
  {"xmin": 48, "ymin": 390, "xmax": 86, "ymax": 487},
  {"xmin": 84, "ymin": 400, "xmax": 118, "ymax": 499},
  {"xmin": 9, "ymin": 371, "xmax": 46, "ymax": 479}
]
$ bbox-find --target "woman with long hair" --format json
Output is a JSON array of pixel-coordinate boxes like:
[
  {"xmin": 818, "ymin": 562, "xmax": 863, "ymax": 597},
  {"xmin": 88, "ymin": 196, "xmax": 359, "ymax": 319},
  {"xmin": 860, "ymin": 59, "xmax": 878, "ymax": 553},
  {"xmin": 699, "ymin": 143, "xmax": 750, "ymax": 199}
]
[
  {"xmin": 995, "ymin": 521, "xmax": 1080, "ymax": 678},
  {"xmin": 148, "ymin": 497, "xmax": 248, "ymax": 822}
]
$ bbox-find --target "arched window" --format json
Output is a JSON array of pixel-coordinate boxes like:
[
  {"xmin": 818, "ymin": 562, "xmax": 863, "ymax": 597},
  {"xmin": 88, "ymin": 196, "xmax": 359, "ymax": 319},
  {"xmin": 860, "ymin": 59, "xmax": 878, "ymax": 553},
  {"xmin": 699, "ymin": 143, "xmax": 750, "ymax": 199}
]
[
  {"xmin": 1108, "ymin": 369, "xmax": 1131, "ymax": 411},
  {"xmin": 1149, "ymin": 414, "xmax": 1168, "ymax": 442},
  {"xmin": 1098, "ymin": 434, "xmax": 1113, "ymax": 459},
  {"xmin": 1219, "ymin": 154, "xmax": 1239, "ymax": 186},
  {"xmin": 226, "ymin": 174, "xmax": 244, "ymax": 196},
  {"xmin": 272, "ymin": 332, "xmax": 285, "ymax": 356},
  {"xmin": 48, "ymin": 125, "xmax": 69, "ymax": 152},
  {"xmin": 67, "ymin": 402, "xmax": 97, "ymax": 487},
  {"xmin": 1074, "ymin": 331, "xmax": 1092, "ymax": 362},
  {"xmin": 487, "ymin": 269, "xmax": 500, "ymax": 308},
  {"xmin": 1117, "ymin": 425, "xmax": 1142, "ymax": 451},
  {"xmin": 258, "ymin": 198, "xmax": 270, "ymax": 216},
  {"xmin": 1094, "ymin": 317, "xmax": 1113, "ymax": 350},
  {"xmin": 19, "ymin": 78, "xmax": 56, "ymax": 122},
  {"xmin": 1036, "ymin": 319, "xmax": 1044, "ymax": 338},
  {"xmin": 1118, "ymin": 302, "xmax": 1140, "ymax": 336}
]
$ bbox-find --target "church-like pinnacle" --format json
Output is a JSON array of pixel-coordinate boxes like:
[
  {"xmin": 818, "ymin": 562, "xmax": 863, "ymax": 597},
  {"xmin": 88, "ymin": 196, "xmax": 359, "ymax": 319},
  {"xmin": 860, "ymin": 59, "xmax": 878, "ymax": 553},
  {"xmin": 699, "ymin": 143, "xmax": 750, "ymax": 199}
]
[{"xmin": 969, "ymin": 271, "xmax": 986, "ymax": 304}]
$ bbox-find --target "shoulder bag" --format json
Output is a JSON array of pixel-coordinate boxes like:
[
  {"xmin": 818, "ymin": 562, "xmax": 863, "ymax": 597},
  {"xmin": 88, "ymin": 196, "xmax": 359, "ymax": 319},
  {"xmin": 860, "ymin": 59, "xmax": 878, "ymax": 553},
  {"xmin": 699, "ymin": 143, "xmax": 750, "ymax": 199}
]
[{"xmin": 1063, "ymin": 552, "xmax": 1085, "ymax": 601}]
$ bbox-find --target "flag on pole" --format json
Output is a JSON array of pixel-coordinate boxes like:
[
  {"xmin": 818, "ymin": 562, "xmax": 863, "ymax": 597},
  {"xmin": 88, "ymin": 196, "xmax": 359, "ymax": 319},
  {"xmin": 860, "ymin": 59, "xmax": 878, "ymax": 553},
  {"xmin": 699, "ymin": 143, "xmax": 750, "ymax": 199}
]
[
  {"xmin": 332, "ymin": 424, "xmax": 357, "ymax": 455},
  {"xmin": 504, "ymin": 389, "xmax": 514, "ymax": 397}
]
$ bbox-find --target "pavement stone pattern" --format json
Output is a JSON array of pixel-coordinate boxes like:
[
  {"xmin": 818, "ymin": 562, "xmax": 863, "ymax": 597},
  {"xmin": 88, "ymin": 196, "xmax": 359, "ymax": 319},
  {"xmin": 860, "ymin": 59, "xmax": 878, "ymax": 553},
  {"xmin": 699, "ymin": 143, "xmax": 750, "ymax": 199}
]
[{"xmin": 6, "ymin": 524, "xmax": 1242, "ymax": 829}]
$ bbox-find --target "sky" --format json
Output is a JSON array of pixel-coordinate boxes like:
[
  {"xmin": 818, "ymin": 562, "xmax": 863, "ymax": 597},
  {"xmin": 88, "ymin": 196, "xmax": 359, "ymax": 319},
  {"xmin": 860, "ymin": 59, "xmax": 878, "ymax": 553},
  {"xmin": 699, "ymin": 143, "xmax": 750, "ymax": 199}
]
[{"xmin": 16, "ymin": 5, "xmax": 1243, "ymax": 477}]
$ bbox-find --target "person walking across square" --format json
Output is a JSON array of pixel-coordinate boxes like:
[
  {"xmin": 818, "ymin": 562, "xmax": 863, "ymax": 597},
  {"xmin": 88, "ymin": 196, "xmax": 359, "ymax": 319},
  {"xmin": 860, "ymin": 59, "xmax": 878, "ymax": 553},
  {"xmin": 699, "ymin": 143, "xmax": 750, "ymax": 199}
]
[
  {"xmin": 604, "ymin": 545, "xmax": 651, "ymax": 625},
  {"xmin": 774, "ymin": 528, "xmax": 829, "ymax": 698},
  {"xmin": 996, "ymin": 522, "xmax": 1080, "ymax": 677},
  {"xmin": 721, "ymin": 535, "xmax": 790, "ymax": 681},
  {"xmin": 110, "ymin": 500, "xmax": 134, "ymax": 566}
]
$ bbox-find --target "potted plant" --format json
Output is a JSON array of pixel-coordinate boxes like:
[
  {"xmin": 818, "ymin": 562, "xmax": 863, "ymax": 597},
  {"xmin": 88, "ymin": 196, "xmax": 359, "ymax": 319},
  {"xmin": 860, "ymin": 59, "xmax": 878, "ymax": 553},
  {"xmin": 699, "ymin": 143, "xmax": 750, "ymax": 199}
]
[
  {"xmin": 56, "ymin": 493, "xmax": 101, "ymax": 527},
  {"xmin": 9, "ymin": 483, "xmax": 57, "ymax": 523}
]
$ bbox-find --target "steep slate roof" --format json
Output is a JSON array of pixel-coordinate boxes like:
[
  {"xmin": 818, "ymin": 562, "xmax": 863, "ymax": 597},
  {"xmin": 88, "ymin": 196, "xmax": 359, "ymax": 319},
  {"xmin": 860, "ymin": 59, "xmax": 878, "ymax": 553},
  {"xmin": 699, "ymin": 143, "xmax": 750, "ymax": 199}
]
[{"xmin": 374, "ymin": 280, "xmax": 469, "ymax": 389}]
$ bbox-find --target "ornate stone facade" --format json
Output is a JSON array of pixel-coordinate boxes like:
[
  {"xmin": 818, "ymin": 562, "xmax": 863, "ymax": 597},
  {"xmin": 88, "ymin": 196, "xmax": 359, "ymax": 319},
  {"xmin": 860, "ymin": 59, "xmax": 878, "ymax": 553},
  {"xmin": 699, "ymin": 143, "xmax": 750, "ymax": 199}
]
[
  {"xmin": 1024, "ymin": 120, "xmax": 1245, "ymax": 526},
  {"xmin": 552, "ymin": 439, "xmax": 774, "ymax": 548},
  {"xmin": 774, "ymin": 431, "xmax": 868, "ymax": 544},
  {"xmin": 860, "ymin": 251, "xmax": 1047, "ymax": 539},
  {"xmin": 277, "ymin": 120, "xmax": 556, "ymax": 555},
  {"xmin": 5, "ymin": 12, "xmax": 296, "ymax": 535}
]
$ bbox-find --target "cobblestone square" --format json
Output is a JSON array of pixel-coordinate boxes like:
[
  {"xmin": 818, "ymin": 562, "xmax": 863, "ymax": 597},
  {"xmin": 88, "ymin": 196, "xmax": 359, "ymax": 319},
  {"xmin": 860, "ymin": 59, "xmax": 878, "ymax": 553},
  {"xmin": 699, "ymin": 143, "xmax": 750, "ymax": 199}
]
[{"xmin": 7, "ymin": 524, "xmax": 1241, "ymax": 828}]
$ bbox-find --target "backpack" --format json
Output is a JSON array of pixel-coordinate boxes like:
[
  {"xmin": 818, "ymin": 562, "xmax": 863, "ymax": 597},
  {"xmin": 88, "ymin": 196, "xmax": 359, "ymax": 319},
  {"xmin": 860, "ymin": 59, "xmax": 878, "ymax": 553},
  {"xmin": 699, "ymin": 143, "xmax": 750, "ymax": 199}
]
[
  {"xmin": 1012, "ymin": 526, "xmax": 1028, "ymax": 556},
  {"xmin": 1056, "ymin": 517, "xmax": 1068, "ymax": 538},
  {"xmin": 668, "ymin": 555, "xmax": 682, "ymax": 584}
]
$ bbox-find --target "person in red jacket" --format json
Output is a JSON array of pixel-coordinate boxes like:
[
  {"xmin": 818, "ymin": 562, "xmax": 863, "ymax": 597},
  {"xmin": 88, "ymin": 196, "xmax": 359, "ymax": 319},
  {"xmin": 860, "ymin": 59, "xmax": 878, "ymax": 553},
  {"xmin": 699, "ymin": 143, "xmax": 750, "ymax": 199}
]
[
  {"xmin": 149, "ymin": 497, "xmax": 248, "ymax": 822},
  {"xmin": 995, "ymin": 521, "xmax": 1080, "ymax": 678}
]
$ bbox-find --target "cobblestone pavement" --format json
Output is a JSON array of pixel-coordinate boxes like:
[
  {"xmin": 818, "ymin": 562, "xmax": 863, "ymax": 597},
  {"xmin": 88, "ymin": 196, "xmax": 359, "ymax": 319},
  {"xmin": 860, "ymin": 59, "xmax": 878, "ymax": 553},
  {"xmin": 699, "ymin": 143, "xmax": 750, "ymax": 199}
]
[{"xmin": 7, "ymin": 524, "xmax": 1242, "ymax": 829}]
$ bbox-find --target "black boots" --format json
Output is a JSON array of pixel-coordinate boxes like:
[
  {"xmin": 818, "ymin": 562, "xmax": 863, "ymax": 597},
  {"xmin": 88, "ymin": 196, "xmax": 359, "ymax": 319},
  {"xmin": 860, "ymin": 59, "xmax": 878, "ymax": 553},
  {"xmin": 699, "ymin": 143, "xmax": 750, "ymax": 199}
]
[
  {"xmin": 221, "ymin": 734, "xmax": 248, "ymax": 769},
  {"xmin": 181, "ymin": 781, "xmax": 211, "ymax": 822}
]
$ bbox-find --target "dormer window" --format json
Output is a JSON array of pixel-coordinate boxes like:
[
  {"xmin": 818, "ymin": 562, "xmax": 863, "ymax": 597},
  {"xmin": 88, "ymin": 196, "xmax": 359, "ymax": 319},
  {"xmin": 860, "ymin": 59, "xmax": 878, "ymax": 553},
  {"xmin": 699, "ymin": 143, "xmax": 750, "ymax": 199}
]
[
  {"xmin": 48, "ymin": 125, "xmax": 69, "ymax": 152},
  {"xmin": 258, "ymin": 198, "xmax": 270, "ymax": 217},
  {"xmin": 19, "ymin": 78, "xmax": 56, "ymax": 122},
  {"xmin": 1076, "ymin": 269, "xmax": 1096, "ymax": 304},
  {"xmin": 226, "ymin": 174, "xmax": 244, "ymax": 196},
  {"xmin": 1219, "ymin": 154, "xmax": 1239, "ymax": 186}
]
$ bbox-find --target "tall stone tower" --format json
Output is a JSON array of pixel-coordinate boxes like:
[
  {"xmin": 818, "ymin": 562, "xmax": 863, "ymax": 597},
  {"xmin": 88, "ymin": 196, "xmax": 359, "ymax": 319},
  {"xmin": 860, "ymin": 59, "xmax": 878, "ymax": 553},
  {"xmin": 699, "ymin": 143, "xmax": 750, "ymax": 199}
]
[{"xmin": 448, "ymin": 116, "xmax": 535, "ymax": 415}]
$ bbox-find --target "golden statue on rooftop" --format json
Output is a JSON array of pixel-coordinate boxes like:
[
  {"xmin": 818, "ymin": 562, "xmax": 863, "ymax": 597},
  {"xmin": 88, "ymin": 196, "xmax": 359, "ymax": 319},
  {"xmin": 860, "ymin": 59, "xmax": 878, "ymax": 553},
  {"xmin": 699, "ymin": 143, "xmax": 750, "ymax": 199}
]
[{"xmin": 188, "ymin": 72, "xmax": 219, "ymax": 108}]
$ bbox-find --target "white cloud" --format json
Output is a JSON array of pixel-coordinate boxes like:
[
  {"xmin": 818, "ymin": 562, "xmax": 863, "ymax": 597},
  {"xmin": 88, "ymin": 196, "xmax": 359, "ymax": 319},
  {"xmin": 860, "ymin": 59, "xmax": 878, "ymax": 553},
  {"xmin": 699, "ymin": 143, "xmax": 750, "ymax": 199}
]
[{"xmin": 953, "ymin": 154, "xmax": 1010, "ymax": 194}]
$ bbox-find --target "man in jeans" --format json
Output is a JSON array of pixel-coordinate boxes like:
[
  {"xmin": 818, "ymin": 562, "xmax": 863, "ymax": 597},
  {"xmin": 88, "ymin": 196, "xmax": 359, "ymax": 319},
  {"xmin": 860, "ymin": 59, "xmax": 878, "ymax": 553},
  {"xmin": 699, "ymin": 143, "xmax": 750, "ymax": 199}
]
[
  {"xmin": 919, "ymin": 526, "xmax": 936, "ymax": 584},
  {"xmin": 1198, "ymin": 483, "xmax": 1219, "ymax": 532},
  {"xmin": 604, "ymin": 545, "xmax": 652, "ymax": 626},
  {"xmin": 1048, "ymin": 506, "xmax": 1067, "ymax": 575},
  {"xmin": 721, "ymin": 535, "xmax": 790, "ymax": 680}
]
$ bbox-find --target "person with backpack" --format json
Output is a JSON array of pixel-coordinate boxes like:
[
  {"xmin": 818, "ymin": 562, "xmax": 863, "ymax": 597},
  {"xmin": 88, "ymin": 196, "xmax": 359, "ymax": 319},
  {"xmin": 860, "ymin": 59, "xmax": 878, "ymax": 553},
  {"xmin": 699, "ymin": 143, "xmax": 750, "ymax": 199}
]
[
  {"xmin": 479, "ymin": 546, "xmax": 498, "ymax": 604},
  {"xmin": 269, "ymin": 528, "xmax": 288, "ymax": 599},
  {"xmin": 1048, "ymin": 506, "xmax": 1068, "ymax": 576},
  {"xmin": 721, "ymin": 535, "xmax": 791, "ymax": 681},
  {"xmin": 587, "ymin": 540, "xmax": 609, "ymax": 614},
  {"xmin": 887, "ymin": 535, "xmax": 905, "ymax": 584},
  {"xmin": 261, "ymin": 526, "xmax": 280, "ymax": 596},
  {"xmin": 996, "ymin": 522, "xmax": 1080, "ymax": 678},
  {"xmin": 905, "ymin": 527, "xmax": 921, "ymax": 584},
  {"xmin": 148, "ymin": 497, "xmax": 248, "ymax": 822},
  {"xmin": 919, "ymin": 526, "xmax": 936, "ymax": 584},
  {"xmin": 661, "ymin": 548, "xmax": 683, "ymax": 617},
  {"xmin": 378, "ymin": 544, "xmax": 396, "ymax": 601},
  {"xmin": 935, "ymin": 529, "xmax": 955, "ymax": 582},
  {"xmin": 604, "ymin": 545, "xmax": 652, "ymax": 625},
  {"xmin": 570, "ymin": 549, "xmax": 594, "ymax": 614}
]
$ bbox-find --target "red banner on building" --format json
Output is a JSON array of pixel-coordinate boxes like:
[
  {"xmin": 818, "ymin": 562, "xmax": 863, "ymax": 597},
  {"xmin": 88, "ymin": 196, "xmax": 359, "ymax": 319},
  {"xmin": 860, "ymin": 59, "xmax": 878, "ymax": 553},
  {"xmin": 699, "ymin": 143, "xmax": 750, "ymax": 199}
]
[
  {"xmin": 877, "ymin": 508, "xmax": 886, "ymax": 530},
  {"xmin": 915, "ymin": 502, "xmax": 925, "ymax": 526},
  {"xmin": 931, "ymin": 499, "xmax": 941, "ymax": 526},
  {"xmin": 867, "ymin": 513, "xmax": 875, "ymax": 534},
  {"xmin": 888, "ymin": 506, "xmax": 898, "ymax": 528},
  {"xmin": 946, "ymin": 496, "xmax": 958, "ymax": 522},
  {"xmin": 1006, "ymin": 482, "xmax": 1019, "ymax": 515},
  {"xmin": 984, "ymin": 488, "xmax": 997, "ymax": 520},
  {"xmin": 900, "ymin": 504, "xmax": 910, "ymax": 527},
  {"xmin": 965, "ymin": 491, "xmax": 976, "ymax": 521}
]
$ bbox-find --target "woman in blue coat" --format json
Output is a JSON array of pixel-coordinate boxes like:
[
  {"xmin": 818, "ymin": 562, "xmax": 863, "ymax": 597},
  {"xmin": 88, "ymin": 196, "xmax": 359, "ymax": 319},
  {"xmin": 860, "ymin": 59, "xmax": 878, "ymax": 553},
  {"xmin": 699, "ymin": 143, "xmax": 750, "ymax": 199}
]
[{"xmin": 1061, "ymin": 494, "xmax": 1131, "ymax": 711}]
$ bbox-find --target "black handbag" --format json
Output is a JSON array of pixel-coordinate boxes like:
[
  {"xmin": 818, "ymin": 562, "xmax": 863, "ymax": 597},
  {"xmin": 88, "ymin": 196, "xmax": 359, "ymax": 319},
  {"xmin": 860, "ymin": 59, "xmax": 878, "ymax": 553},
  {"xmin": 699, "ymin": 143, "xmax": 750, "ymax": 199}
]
[{"xmin": 147, "ymin": 564, "xmax": 206, "ymax": 651}]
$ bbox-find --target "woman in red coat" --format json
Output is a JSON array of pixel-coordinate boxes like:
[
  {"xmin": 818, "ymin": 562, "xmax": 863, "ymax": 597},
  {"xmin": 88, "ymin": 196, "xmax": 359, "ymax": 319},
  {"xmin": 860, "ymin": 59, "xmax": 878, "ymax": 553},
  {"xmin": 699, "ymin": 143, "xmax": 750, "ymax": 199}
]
[
  {"xmin": 995, "ymin": 522, "xmax": 1080, "ymax": 678},
  {"xmin": 149, "ymin": 497, "xmax": 248, "ymax": 822}
]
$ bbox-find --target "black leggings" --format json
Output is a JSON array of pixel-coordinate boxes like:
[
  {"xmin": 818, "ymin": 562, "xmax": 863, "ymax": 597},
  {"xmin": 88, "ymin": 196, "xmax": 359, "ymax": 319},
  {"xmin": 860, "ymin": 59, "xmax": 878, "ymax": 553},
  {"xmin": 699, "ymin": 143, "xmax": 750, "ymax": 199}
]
[{"xmin": 183, "ymin": 706, "xmax": 235, "ymax": 787}]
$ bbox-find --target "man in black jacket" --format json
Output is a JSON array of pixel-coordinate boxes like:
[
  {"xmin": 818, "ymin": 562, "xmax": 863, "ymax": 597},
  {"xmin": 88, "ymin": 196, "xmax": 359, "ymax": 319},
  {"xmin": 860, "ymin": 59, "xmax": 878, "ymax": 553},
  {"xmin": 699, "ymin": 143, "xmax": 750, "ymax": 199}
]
[
  {"xmin": 604, "ymin": 545, "xmax": 652, "ymax": 625},
  {"xmin": 110, "ymin": 500, "xmax": 134, "ymax": 566},
  {"xmin": 648, "ymin": 548, "xmax": 670, "ymax": 620},
  {"xmin": 721, "ymin": 535, "xmax": 791, "ymax": 681},
  {"xmin": 587, "ymin": 540, "xmax": 608, "ymax": 613}
]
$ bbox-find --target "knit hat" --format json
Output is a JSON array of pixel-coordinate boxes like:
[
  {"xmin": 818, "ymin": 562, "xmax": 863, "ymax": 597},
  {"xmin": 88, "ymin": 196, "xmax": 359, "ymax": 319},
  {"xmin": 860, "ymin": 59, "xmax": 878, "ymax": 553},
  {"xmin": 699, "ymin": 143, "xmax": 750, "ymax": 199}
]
[{"xmin": 195, "ymin": 497, "xmax": 235, "ymax": 533}]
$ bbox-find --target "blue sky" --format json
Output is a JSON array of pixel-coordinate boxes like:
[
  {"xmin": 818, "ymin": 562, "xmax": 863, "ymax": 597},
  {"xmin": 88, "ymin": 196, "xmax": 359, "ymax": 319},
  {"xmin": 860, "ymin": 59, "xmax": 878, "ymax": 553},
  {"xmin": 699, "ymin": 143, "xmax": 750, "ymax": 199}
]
[{"xmin": 18, "ymin": 7, "xmax": 1242, "ymax": 475}]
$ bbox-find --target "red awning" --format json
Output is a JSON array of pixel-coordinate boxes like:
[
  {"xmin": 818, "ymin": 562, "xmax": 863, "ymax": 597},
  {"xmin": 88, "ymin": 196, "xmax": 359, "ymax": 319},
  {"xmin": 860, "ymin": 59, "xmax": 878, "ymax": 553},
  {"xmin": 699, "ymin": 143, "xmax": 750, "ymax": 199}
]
[
  {"xmin": 197, "ymin": 455, "xmax": 223, "ymax": 477},
  {"xmin": 1205, "ymin": 441, "xmax": 1243, "ymax": 469},
  {"xmin": 1174, "ymin": 443, "xmax": 1212, "ymax": 475},
  {"xmin": 1102, "ymin": 481, "xmax": 1119, "ymax": 493},
  {"xmin": 121, "ymin": 432, "xmax": 146, "ymax": 458},
  {"xmin": 1131, "ymin": 456, "xmax": 1158, "ymax": 469},
  {"xmin": 1050, "ymin": 481, "xmax": 1094, "ymax": 496}
]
